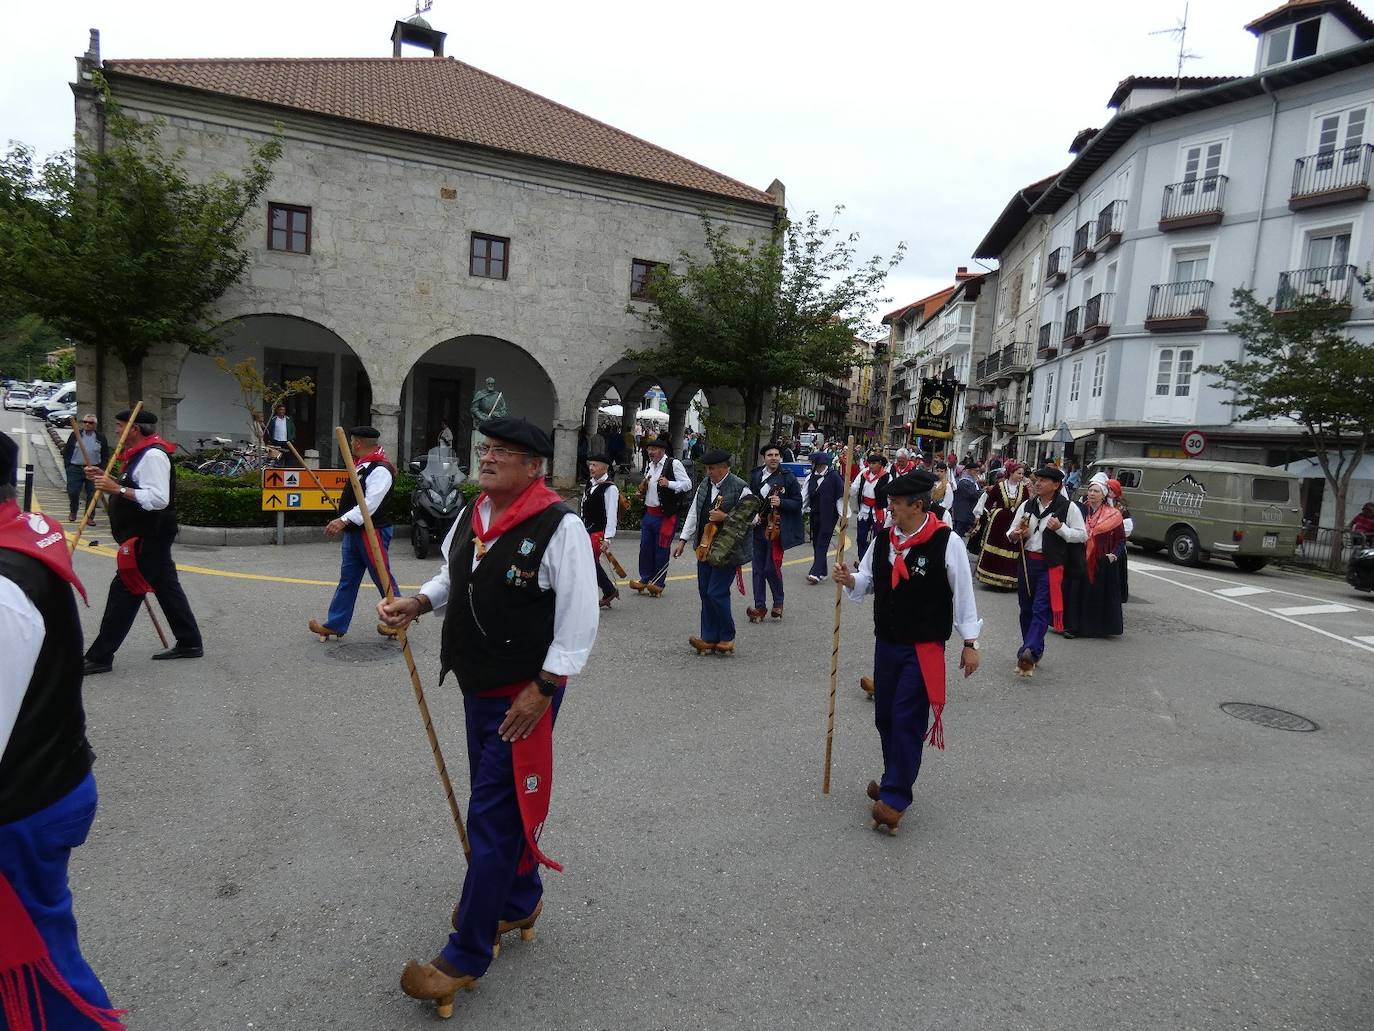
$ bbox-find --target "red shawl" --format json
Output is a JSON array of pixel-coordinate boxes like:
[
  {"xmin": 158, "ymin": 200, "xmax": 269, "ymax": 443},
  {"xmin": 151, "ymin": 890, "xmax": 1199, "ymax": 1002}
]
[{"xmin": 1084, "ymin": 503, "xmax": 1125, "ymax": 583}]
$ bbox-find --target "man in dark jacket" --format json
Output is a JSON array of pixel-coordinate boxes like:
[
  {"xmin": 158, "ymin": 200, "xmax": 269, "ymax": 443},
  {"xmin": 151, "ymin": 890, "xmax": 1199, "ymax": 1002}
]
[
  {"xmin": 803, "ymin": 451, "xmax": 844, "ymax": 584},
  {"xmin": 950, "ymin": 465, "xmax": 981, "ymax": 537},
  {"xmin": 673, "ymin": 449, "xmax": 755, "ymax": 654},
  {"xmin": 61, "ymin": 414, "xmax": 109, "ymax": 522},
  {"xmin": 746, "ymin": 443, "xmax": 802, "ymax": 621}
]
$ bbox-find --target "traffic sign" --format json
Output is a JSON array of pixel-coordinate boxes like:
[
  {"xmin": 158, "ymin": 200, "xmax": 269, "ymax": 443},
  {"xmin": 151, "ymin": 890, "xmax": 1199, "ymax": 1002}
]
[
  {"xmin": 260, "ymin": 488, "xmax": 338, "ymax": 511},
  {"xmin": 262, "ymin": 468, "xmax": 350, "ymax": 490},
  {"xmin": 1180, "ymin": 429, "xmax": 1208, "ymax": 457}
]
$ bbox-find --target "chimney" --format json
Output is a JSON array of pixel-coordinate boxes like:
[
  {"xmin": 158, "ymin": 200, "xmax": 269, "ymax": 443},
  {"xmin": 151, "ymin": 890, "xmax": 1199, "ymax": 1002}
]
[
  {"xmin": 391, "ymin": 15, "xmax": 446, "ymax": 57},
  {"xmin": 954, "ymin": 266, "xmax": 976, "ymax": 282}
]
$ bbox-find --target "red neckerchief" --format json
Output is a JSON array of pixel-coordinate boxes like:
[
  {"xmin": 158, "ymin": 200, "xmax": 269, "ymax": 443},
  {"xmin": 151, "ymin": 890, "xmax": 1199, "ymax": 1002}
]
[
  {"xmin": 888, "ymin": 513, "xmax": 941, "ymax": 590},
  {"xmin": 0, "ymin": 501, "xmax": 86, "ymax": 603},
  {"xmin": 120, "ymin": 433, "xmax": 171, "ymax": 462},
  {"xmin": 893, "ymin": 461, "xmax": 914, "ymax": 477},
  {"xmin": 470, "ymin": 477, "xmax": 563, "ymax": 558},
  {"xmin": 357, "ymin": 446, "xmax": 389, "ymax": 467}
]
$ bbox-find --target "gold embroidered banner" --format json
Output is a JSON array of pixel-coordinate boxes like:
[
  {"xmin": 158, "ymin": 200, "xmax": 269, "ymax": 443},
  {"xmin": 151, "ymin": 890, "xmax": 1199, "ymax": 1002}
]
[{"xmin": 914, "ymin": 378, "xmax": 957, "ymax": 440}]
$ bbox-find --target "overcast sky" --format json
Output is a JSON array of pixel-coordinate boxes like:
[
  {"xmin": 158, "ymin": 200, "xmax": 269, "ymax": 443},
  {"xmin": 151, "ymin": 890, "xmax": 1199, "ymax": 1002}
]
[{"xmin": 3, "ymin": 0, "xmax": 1275, "ymax": 322}]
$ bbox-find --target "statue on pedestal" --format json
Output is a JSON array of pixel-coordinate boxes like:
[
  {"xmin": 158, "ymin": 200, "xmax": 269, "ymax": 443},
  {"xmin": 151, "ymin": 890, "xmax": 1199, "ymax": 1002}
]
[{"xmin": 468, "ymin": 377, "xmax": 509, "ymax": 469}]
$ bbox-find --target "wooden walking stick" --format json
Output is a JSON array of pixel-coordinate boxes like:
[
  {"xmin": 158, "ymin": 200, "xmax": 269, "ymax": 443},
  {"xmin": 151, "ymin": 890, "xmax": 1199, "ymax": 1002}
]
[
  {"xmin": 334, "ymin": 427, "xmax": 471, "ymax": 861},
  {"xmin": 823, "ymin": 435, "xmax": 856, "ymax": 795},
  {"xmin": 68, "ymin": 416, "xmax": 170, "ymax": 648},
  {"xmin": 284, "ymin": 440, "xmax": 341, "ymax": 511},
  {"xmin": 69, "ymin": 401, "xmax": 141, "ymax": 553}
]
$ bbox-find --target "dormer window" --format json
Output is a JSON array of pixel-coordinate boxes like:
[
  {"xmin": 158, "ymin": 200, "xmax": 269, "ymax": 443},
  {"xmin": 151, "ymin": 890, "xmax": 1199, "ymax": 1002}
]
[{"xmin": 1264, "ymin": 17, "xmax": 1321, "ymax": 67}]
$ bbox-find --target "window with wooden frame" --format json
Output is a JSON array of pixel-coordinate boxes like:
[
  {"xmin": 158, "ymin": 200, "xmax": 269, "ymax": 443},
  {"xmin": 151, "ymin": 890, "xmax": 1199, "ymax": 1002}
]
[
  {"xmin": 268, "ymin": 204, "xmax": 311, "ymax": 254},
  {"xmin": 630, "ymin": 259, "xmax": 667, "ymax": 301},
  {"xmin": 470, "ymin": 233, "xmax": 510, "ymax": 280}
]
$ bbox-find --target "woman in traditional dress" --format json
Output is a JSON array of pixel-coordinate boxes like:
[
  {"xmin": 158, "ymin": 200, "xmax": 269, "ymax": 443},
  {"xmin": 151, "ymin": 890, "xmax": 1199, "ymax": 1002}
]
[
  {"xmin": 1069, "ymin": 481, "xmax": 1125, "ymax": 637},
  {"xmin": 973, "ymin": 461, "xmax": 1027, "ymax": 589}
]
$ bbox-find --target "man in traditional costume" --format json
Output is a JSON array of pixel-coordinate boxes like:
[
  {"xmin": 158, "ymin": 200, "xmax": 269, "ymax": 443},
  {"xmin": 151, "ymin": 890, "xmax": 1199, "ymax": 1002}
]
[
  {"xmin": 849, "ymin": 452, "xmax": 891, "ymax": 564},
  {"xmin": 673, "ymin": 449, "xmax": 754, "ymax": 654},
  {"xmin": 891, "ymin": 448, "xmax": 916, "ymax": 479},
  {"xmin": 802, "ymin": 452, "xmax": 844, "ymax": 584},
  {"xmin": 1006, "ymin": 466, "xmax": 1087, "ymax": 675},
  {"xmin": 972, "ymin": 462, "xmax": 1027, "ymax": 589},
  {"xmin": 746, "ymin": 443, "xmax": 802, "ymax": 622},
  {"xmin": 628, "ymin": 434, "xmax": 691, "ymax": 596},
  {"xmin": 0, "ymin": 433, "xmax": 126, "ymax": 1030},
  {"xmin": 83, "ymin": 409, "xmax": 203, "ymax": 673},
  {"xmin": 581, "ymin": 452, "xmax": 620, "ymax": 608},
  {"xmin": 833, "ymin": 470, "xmax": 982, "ymax": 835},
  {"xmin": 378, "ymin": 417, "xmax": 598, "ymax": 1020},
  {"xmin": 308, "ymin": 426, "xmax": 397, "ymax": 641}
]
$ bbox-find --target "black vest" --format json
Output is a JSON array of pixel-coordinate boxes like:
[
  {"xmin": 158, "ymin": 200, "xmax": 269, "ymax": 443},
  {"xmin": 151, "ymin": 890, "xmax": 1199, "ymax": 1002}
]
[
  {"xmin": 645, "ymin": 458, "xmax": 684, "ymax": 515},
  {"xmin": 870, "ymin": 522, "xmax": 954, "ymax": 644},
  {"xmin": 581, "ymin": 480, "xmax": 612, "ymax": 534},
  {"xmin": 108, "ymin": 446, "xmax": 178, "ymax": 544},
  {"xmin": 0, "ymin": 550, "xmax": 94, "ymax": 824},
  {"xmin": 338, "ymin": 460, "xmax": 396, "ymax": 530},
  {"xmin": 1025, "ymin": 493, "xmax": 1072, "ymax": 568},
  {"xmin": 439, "ymin": 502, "xmax": 571, "ymax": 694}
]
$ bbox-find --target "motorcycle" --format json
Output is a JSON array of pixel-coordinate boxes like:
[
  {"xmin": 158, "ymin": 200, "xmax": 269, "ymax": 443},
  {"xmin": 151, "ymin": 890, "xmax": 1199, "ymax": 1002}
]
[{"xmin": 408, "ymin": 445, "xmax": 465, "ymax": 559}]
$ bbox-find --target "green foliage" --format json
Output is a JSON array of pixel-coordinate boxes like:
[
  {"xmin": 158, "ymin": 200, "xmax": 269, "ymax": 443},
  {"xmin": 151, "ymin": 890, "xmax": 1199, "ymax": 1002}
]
[
  {"xmin": 0, "ymin": 75, "xmax": 283, "ymax": 402},
  {"xmin": 215, "ymin": 355, "xmax": 315, "ymax": 455},
  {"xmin": 37, "ymin": 351, "xmax": 75, "ymax": 381},
  {"xmin": 174, "ymin": 468, "xmax": 426, "ymax": 528},
  {"xmin": 624, "ymin": 208, "xmax": 902, "ymax": 460},
  {"xmin": 0, "ymin": 314, "xmax": 65, "ymax": 379}
]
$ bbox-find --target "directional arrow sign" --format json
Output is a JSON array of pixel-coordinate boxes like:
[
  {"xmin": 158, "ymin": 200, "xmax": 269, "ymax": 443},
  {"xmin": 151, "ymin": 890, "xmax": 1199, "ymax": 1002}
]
[
  {"xmin": 264, "ymin": 492, "xmax": 282, "ymax": 508},
  {"xmin": 264, "ymin": 469, "xmax": 285, "ymax": 488},
  {"xmin": 261, "ymin": 488, "xmax": 337, "ymax": 511}
]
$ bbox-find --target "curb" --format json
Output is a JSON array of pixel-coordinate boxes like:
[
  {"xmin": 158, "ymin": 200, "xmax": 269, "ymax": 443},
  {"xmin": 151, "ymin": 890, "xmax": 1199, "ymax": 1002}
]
[{"xmin": 179, "ymin": 523, "xmax": 412, "ymax": 547}]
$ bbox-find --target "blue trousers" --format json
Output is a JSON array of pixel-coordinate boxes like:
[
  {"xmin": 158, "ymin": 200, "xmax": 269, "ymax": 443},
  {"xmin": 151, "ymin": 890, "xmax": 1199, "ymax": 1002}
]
[
  {"xmin": 443, "ymin": 689, "xmax": 564, "ymax": 978},
  {"xmin": 64, "ymin": 465, "xmax": 94, "ymax": 518},
  {"xmin": 750, "ymin": 528, "xmax": 783, "ymax": 608},
  {"xmin": 855, "ymin": 514, "xmax": 878, "ymax": 566},
  {"xmin": 0, "ymin": 772, "xmax": 114, "ymax": 1024},
  {"xmin": 809, "ymin": 521, "xmax": 835, "ymax": 578},
  {"xmin": 1017, "ymin": 553, "xmax": 1052, "ymax": 660},
  {"xmin": 638, "ymin": 512, "xmax": 672, "ymax": 588},
  {"xmin": 696, "ymin": 561, "xmax": 737, "ymax": 643},
  {"xmin": 324, "ymin": 527, "xmax": 395, "ymax": 633},
  {"xmin": 872, "ymin": 638, "xmax": 933, "ymax": 812}
]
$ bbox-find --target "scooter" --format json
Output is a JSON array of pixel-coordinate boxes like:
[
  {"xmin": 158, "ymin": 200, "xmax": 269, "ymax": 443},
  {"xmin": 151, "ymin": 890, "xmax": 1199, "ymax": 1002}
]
[{"xmin": 408, "ymin": 445, "xmax": 465, "ymax": 559}]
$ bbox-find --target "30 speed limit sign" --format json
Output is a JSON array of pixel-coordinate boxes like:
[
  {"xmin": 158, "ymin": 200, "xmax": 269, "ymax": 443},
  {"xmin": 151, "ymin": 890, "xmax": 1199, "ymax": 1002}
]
[{"xmin": 1181, "ymin": 429, "xmax": 1207, "ymax": 456}]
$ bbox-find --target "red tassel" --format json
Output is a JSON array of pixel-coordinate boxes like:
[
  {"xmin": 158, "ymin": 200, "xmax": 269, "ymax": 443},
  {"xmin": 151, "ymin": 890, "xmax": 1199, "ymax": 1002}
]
[
  {"xmin": 734, "ymin": 567, "xmax": 745, "ymax": 594},
  {"xmin": 924, "ymin": 706, "xmax": 945, "ymax": 751}
]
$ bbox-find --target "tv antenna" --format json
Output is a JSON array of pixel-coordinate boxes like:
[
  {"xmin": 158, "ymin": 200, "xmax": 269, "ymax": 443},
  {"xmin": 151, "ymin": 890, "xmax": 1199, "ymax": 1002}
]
[
  {"xmin": 413, "ymin": 0, "xmax": 433, "ymax": 14},
  {"xmin": 1150, "ymin": 2, "xmax": 1202, "ymax": 87}
]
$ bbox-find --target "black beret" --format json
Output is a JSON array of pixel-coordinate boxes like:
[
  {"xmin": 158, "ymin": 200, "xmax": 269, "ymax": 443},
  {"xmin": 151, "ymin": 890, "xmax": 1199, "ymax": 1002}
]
[
  {"xmin": 865, "ymin": 452, "xmax": 887, "ymax": 465},
  {"xmin": 700, "ymin": 448, "xmax": 732, "ymax": 465},
  {"xmin": 479, "ymin": 416, "xmax": 554, "ymax": 458},
  {"xmin": 349, "ymin": 425, "xmax": 381, "ymax": 439},
  {"xmin": 0, "ymin": 432, "xmax": 16, "ymax": 486},
  {"xmin": 586, "ymin": 451, "xmax": 610, "ymax": 465},
  {"xmin": 115, "ymin": 408, "xmax": 157, "ymax": 427},
  {"xmin": 1034, "ymin": 465, "xmax": 1065, "ymax": 482},
  {"xmin": 760, "ymin": 442, "xmax": 784, "ymax": 455},
  {"xmin": 885, "ymin": 470, "xmax": 938, "ymax": 497}
]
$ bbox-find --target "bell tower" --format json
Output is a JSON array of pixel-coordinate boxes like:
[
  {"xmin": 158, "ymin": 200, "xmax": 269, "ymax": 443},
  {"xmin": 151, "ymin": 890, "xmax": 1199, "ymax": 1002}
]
[{"xmin": 391, "ymin": 8, "xmax": 447, "ymax": 57}]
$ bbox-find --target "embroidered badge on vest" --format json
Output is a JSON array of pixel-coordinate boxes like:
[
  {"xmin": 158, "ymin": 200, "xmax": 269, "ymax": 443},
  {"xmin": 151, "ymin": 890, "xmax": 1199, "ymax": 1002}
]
[
  {"xmin": 518, "ymin": 537, "xmax": 536, "ymax": 556},
  {"xmin": 916, "ymin": 555, "xmax": 929, "ymax": 575}
]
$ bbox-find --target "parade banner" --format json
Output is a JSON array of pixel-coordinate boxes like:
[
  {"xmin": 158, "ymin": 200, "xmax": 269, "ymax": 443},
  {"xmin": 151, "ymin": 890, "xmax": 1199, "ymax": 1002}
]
[{"xmin": 914, "ymin": 378, "xmax": 958, "ymax": 440}]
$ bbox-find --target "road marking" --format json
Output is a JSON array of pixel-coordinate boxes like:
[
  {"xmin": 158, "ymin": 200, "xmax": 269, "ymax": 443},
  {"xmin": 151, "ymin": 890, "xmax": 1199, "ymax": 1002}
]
[
  {"xmin": 1357, "ymin": 636, "xmax": 1374, "ymax": 646},
  {"xmin": 1214, "ymin": 586, "xmax": 1270, "ymax": 598},
  {"xmin": 1131, "ymin": 558, "xmax": 1374, "ymax": 612},
  {"xmin": 1131, "ymin": 566, "xmax": 1374, "ymax": 655},
  {"xmin": 1270, "ymin": 603, "xmax": 1357, "ymax": 616}
]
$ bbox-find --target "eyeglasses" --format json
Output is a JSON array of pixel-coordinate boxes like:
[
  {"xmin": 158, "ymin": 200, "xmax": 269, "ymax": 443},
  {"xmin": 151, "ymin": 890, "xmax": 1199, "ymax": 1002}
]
[
  {"xmin": 475, "ymin": 443, "xmax": 530, "ymax": 461},
  {"xmin": 82, "ymin": 420, "xmax": 96, "ymax": 425}
]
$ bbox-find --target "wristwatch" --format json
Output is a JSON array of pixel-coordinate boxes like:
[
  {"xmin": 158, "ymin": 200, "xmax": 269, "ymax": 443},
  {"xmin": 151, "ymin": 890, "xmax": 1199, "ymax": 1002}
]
[
  {"xmin": 962, "ymin": 639, "xmax": 979, "ymax": 650},
  {"xmin": 536, "ymin": 675, "xmax": 562, "ymax": 697},
  {"xmin": 119, "ymin": 486, "xmax": 127, "ymax": 496}
]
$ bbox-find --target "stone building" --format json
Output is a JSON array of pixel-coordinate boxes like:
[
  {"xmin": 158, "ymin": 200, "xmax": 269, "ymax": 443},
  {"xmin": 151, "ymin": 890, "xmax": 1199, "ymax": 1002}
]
[{"xmin": 70, "ymin": 19, "xmax": 781, "ymax": 482}]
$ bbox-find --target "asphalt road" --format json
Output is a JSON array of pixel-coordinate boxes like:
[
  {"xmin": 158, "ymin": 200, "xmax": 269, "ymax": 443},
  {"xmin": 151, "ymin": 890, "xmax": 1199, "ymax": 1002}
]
[{"xmin": 9, "ymin": 412, "xmax": 1374, "ymax": 1030}]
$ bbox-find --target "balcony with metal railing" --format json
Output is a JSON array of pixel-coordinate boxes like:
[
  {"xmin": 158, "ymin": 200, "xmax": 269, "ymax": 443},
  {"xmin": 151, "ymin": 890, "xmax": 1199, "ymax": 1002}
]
[
  {"xmin": 1146, "ymin": 280, "xmax": 1212, "ymax": 332},
  {"xmin": 1082, "ymin": 292, "xmax": 1113, "ymax": 342},
  {"xmin": 1063, "ymin": 306, "xmax": 1084, "ymax": 348},
  {"xmin": 996, "ymin": 342, "xmax": 1033, "ymax": 383},
  {"xmin": 1275, "ymin": 264, "xmax": 1358, "ymax": 313},
  {"xmin": 1160, "ymin": 175, "xmax": 1227, "ymax": 230},
  {"xmin": 1045, "ymin": 246, "xmax": 1068, "ymax": 286},
  {"xmin": 1072, "ymin": 222, "xmax": 1095, "ymax": 268},
  {"xmin": 975, "ymin": 351, "xmax": 1000, "ymax": 385},
  {"xmin": 1038, "ymin": 320, "xmax": 1060, "ymax": 358},
  {"xmin": 1094, "ymin": 199, "xmax": 1126, "ymax": 252},
  {"xmin": 994, "ymin": 401, "xmax": 1019, "ymax": 430},
  {"xmin": 1291, "ymin": 144, "xmax": 1374, "ymax": 211}
]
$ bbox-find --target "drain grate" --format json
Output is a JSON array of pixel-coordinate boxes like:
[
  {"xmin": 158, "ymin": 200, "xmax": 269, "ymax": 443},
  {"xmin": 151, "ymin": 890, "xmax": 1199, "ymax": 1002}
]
[
  {"xmin": 1220, "ymin": 702, "xmax": 1319, "ymax": 732},
  {"xmin": 324, "ymin": 641, "xmax": 397, "ymax": 664}
]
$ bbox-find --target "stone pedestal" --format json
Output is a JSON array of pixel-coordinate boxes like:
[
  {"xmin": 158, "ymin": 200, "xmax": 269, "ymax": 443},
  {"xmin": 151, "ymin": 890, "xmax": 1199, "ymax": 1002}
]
[{"xmin": 551, "ymin": 420, "xmax": 581, "ymax": 489}]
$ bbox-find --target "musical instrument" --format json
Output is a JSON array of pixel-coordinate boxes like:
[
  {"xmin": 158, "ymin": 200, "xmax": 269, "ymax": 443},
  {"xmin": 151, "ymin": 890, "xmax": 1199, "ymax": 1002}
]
[
  {"xmin": 636, "ymin": 477, "xmax": 648, "ymax": 498},
  {"xmin": 604, "ymin": 548, "xmax": 628, "ymax": 578},
  {"xmin": 695, "ymin": 495, "xmax": 726, "ymax": 561},
  {"xmin": 764, "ymin": 487, "xmax": 781, "ymax": 541},
  {"xmin": 705, "ymin": 494, "xmax": 763, "ymax": 567}
]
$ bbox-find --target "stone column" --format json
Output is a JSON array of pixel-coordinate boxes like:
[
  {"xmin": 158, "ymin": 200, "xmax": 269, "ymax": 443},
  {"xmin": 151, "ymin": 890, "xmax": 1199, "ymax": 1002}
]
[
  {"xmin": 371, "ymin": 401, "xmax": 403, "ymax": 469},
  {"xmin": 667, "ymin": 400, "xmax": 690, "ymax": 459},
  {"xmin": 551, "ymin": 418, "xmax": 581, "ymax": 489}
]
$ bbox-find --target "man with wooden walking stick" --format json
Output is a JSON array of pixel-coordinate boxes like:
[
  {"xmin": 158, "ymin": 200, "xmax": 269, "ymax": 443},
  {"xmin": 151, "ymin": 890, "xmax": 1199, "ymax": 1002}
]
[
  {"xmin": 82, "ymin": 409, "xmax": 203, "ymax": 675},
  {"xmin": 378, "ymin": 416, "xmax": 598, "ymax": 1020},
  {"xmin": 832, "ymin": 469, "xmax": 982, "ymax": 836}
]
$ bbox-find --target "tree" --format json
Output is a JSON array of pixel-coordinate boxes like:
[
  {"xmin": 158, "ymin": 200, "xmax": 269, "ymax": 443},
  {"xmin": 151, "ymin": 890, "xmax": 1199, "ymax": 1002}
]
[
  {"xmin": 215, "ymin": 356, "xmax": 315, "ymax": 460},
  {"xmin": 0, "ymin": 76, "xmax": 282, "ymax": 404},
  {"xmin": 1201, "ymin": 286, "xmax": 1374, "ymax": 571},
  {"xmin": 625, "ymin": 209, "xmax": 903, "ymax": 462},
  {"xmin": 0, "ymin": 314, "xmax": 65, "ymax": 380}
]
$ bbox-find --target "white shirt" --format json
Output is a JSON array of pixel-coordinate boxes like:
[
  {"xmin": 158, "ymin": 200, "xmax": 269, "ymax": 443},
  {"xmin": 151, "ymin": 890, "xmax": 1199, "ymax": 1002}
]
[
  {"xmin": 843, "ymin": 515, "xmax": 983, "ymax": 642},
  {"xmin": 679, "ymin": 478, "xmax": 754, "ymax": 542},
  {"xmin": 800, "ymin": 470, "xmax": 845, "ymax": 518},
  {"xmin": 588, "ymin": 474, "xmax": 618, "ymax": 539},
  {"xmin": 270, "ymin": 416, "xmax": 290, "ymax": 441},
  {"xmin": 342, "ymin": 461, "xmax": 394, "ymax": 527},
  {"xmin": 643, "ymin": 456, "xmax": 691, "ymax": 509},
  {"xmin": 850, "ymin": 470, "xmax": 886, "ymax": 519},
  {"xmin": 0, "ymin": 577, "xmax": 44, "ymax": 755},
  {"xmin": 419, "ymin": 501, "xmax": 599, "ymax": 677},
  {"xmin": 1007, "ymin": 496, "xmax": 1089, "ymax": 550},
  {"xmin": 126, "ymin": 446, "xmax": 172, "ymax": 511}
]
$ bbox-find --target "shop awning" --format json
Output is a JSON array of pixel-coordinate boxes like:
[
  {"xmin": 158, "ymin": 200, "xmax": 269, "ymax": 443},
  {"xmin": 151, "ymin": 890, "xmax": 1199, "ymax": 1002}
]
[
  {"xmin": 992, "ymin": 434, "xmax": 1012, "ymax": 450},
  {"xmin": 1030, "ymin": 426, "xmax": 1096, "ymax": 443},
  {"xmin": 964, "ymin": 435, "xmax": 988, "ymax": 452}
]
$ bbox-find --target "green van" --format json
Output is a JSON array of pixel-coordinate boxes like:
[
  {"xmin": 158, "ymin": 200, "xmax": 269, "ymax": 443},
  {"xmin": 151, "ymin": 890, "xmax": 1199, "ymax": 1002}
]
[{"xmin": 1088, "ymin": 458, "xmax": 1302, "ymax": 571}]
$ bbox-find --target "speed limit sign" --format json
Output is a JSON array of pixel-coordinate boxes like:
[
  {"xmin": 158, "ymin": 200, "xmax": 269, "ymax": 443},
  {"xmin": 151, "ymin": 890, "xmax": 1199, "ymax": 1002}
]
[{"xmin": 1181, "ymin": 429, "xmax": 1207, "ymax": 456}]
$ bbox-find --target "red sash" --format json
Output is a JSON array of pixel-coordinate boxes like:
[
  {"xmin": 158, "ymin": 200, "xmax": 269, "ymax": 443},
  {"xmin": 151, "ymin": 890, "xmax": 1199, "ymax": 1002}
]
[
  {"xmin": 481, "ymin": 682, "xmax": 562, "ymax": 874},
  {"xmin": 0, "ymin": 502, "xmax": 85, "ymax": 603},
  {"xmin": 115, "ymin": 538, "xmax": 154, "ymax": 595},
  {"xmin": 914, "ymin": 641, "xmax": 948, "ymax": 751}
]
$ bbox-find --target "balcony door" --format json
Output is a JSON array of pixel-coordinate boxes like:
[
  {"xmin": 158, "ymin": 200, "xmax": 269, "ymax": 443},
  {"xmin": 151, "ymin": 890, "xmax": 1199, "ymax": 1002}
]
[
  {"xmin": 1306, "ymin": 229, "xmax": 1351, "ymax": 269},
  {"xmin": 1181, "ymin": 141, "xmax": 1224, "ymax": 194},
  {"xmin": 1315, "ymin": 108, "xmax": 1367, "ymax": 162},
  {"xmin": 1173, "ymin": 248, "xmax": 1209, "ymax": 284}
]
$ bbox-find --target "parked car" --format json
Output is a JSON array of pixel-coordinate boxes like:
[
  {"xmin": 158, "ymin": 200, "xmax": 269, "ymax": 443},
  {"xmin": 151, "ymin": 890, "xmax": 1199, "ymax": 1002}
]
[
  {"xmin": 1091, "ymin": 457, "xmax": 1302, "ymax": 571},
  {"xmin": 3, "ymin": 388, "xmax": 32, "ymax": 410},
  {"xmin": 46, "ymin": 404, "xmax": 78, "ymax": 427},
  {"xmin": 31, "ymin": 384, "xmax": 76, "ymax": 419},
  {"xmin": 1348, "ymin": 533, "xmax": 1374, "ymax": 592}
]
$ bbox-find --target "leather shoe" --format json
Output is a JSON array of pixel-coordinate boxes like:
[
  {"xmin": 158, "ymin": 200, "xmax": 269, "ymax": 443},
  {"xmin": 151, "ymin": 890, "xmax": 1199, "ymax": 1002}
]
[
  {"xmin": 871, "ymin": 799, "xmax": 903, "ymax": 836},
  {"xmin": 151, "ymin": 645, "xmax": 203, "ymax": 661},
  {"xmin": 866, "ymin": 780, "xmax": 881, "ymax": 802},
  {"xmin": 688, "ymin": 636, "xmax": 716, "ymax": 655},
  {"xmin": 82, "ymin": 658, "xmax": 112, "ymax": 675},
  {"xmin": 399, "ymin": 960, "xmax": 477, "ymax": 1019}
]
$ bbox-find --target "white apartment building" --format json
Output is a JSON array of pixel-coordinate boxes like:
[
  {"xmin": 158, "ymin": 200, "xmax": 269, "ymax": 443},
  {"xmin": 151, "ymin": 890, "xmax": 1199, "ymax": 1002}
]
[{"xmin": 1023, "ymin": 0, "xmax": 1374, "ymax": 467}]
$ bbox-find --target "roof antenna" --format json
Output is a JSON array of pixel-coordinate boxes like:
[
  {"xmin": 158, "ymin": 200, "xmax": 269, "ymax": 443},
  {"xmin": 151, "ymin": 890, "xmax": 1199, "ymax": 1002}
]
[
  {"xmin": 1150, "ymin": 2, "xmax": 1202, "ymax": 90},
  {"xmin": 413, "ymin": 0, "xmax": 433, "ymax": 13}
]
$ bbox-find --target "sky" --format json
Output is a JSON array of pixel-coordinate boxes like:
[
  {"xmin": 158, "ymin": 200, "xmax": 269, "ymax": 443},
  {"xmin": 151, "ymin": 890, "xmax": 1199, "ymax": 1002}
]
[{"xmin": 1, "ymin": 0, "xmax": 1278, "ymax": 323}]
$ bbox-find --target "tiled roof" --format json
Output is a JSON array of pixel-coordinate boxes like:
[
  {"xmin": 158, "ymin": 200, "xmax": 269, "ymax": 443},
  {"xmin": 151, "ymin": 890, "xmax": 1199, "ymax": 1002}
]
[
  {"xmin": 972, "ymin": 170, "xmax": 1061, "ymax": 259},
  {"xmin": 102, "ymin": 57, "xmax": 777, "ymax": 207},
  {"xmin": 1107, "ymin": 75, "xmax": 1243, "ymax": 109},
  {"xmin": 1246, "ymin": 0, "xmax": 1374, "ymax": 38}
]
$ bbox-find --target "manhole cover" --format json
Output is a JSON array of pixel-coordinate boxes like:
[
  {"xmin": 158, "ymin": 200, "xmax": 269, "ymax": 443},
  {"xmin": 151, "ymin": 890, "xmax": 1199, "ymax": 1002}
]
[
  {"xmin": 1220, "ymin": 702, "xmax": 1318, "ymax": 732},
  {"xmin": 324, "ymin": 641, "xmax": 396, "ymax": 664}
]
